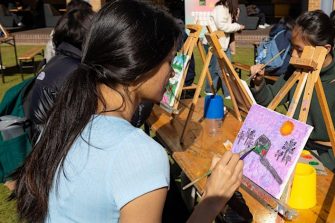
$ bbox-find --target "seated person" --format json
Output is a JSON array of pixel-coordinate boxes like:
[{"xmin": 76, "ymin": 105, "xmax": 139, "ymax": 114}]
[
  {"xmin": 29, "ymin": 5, "xmax": 156, "ymax": 141},
  {"xmin": 11, "ymin": 1, "xmax": 243, "ymax": 222},
  {"xmin": 44, "ymin": 0, "xmax": 93, "ymax": 62},
  {"xmin": 28, "ymin": 8, "xmax": 94, "ymax": 141},
  {"xmin": 253, "ymin": 17, "xmax": 295, "ymax": 77},
  {"xmin": 245, "ymin": 3, "xmax": 269, "ymax": 29},
  {"xmin": 250, "ymin": 10, "xmax": 335, "ymax": 172}
]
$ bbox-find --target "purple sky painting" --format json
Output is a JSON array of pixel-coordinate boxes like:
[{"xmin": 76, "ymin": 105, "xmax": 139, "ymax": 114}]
[{"xmin": 232, "ymin": 104, "xmax": 313, "ymax": 199}]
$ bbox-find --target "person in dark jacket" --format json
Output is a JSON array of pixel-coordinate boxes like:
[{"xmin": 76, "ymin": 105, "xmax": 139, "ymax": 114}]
[
  {"xmin": 29, "ymin": 6, "xmax": 155, "ymax": 140},
  {"xmin": 28, "ymin": 8, "xmax": 94, "ymax": 141}
]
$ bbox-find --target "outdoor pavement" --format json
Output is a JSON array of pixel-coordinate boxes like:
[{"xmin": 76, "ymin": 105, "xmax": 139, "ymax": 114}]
[
  {"xmin": 7, "ymin": 26, "xmax": 271, "ymax": 47},
  {"xmin": 8, "ymin": 27, "xmax": 53, "ymax": 45}
]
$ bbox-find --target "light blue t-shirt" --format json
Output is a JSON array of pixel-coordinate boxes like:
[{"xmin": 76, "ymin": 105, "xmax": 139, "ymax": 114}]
[{"xmin": 47, "ymin": 115, "xmax": 169, "ymax": 222}]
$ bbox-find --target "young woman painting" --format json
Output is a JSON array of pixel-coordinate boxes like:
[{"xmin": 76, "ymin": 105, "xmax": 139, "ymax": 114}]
[{"xmin": 12, "ymin": 1, "xmax": 243, "ymax": 222}]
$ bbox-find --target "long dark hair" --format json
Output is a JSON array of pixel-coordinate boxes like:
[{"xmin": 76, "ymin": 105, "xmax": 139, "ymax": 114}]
[
  {"xmin": 295, "ymin": 10, "xmax": 335, "ymax": 49},
  {"xmin": 53, "ymin": 8, "xmax": 94, "ymax": 49},
  {"xmin": 215, "ymin": 0, "xmax": 239, "ymax": 19},
  {"xmin": 11, "ymin": 1, "xmax": 181, "ymax": 222}
]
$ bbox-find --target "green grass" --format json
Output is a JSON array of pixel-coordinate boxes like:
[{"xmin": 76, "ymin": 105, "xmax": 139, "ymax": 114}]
[
  {"xmin": 0, "ymin": 46, "xmax": 255, "ymax": 222},
  {"xmin": 0, "ymin": 44, "xmax": 44, "ymax": 222},
  {"xmin": 0, "ymin": 185, "xmax": 18, "ymax": 223},
  {"xmin": 0, "ymin": 45, "xmax": 44, "ymax": 100}
]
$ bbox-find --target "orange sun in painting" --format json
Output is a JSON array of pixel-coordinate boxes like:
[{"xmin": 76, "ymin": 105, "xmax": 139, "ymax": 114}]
[{"xmin": 280, "ymin": 121, "xmax": 295, "ymax": 136}]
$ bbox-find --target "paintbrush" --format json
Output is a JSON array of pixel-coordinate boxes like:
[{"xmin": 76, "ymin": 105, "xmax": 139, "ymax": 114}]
[
  {"xmin": 247, "ymin": 49, "xmax": 286, "ymax": 81},
  {"xmin": 182, "ymin": 146, "xmax": 256, "ymax": 190}
]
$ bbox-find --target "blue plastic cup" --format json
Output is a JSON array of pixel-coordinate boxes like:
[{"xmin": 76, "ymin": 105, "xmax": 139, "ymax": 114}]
[
  {"xmin": 204, "ymin": 95, "xmax": 224, "ymax": 119},
  {"xmin": 204, "ymin": 95, "xmax": 224, "ymax": 136}
]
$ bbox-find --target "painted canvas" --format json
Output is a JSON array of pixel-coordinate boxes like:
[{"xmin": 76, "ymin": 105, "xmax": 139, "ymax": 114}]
[
  {"xmin": 232, "ymin": 104, "xmax": 313, "ymax": 199},
  {"xmin": 160, "ymin": 53, "xmax": 190, "ymax": 111}
]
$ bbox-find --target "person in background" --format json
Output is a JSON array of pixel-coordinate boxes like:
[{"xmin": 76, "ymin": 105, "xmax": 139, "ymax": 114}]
[
  {"xmin": 11, "ymin": 1, "xmax": 243, "ymax": 222},
  {"xmin": 44, "ymin": 0, "xmax": 92, "ymax": 62},
  {"xmin": 0, "ymin": 0, "xmax": 25, "ymax": 27},
  {"xmin": 245, "ymin": 2, "xmax": 269, "ymax": 29},
  {"xmin": 330, "ymin": 9, "xmax": 335, "ymax": 31},
  {"xmin": 205, "ymin": 0, "xmax": 244, "ymax": 98},
  {"xmin": 250, "ymin": 10, "xmax": 335, "ymax": 172},
  {"xmin": 251, "ymin": 16, "xmax": 295, "ymax": 77},
  {"xmin": 28, "ymin": 8, "xmax": 94, "ymax": 142},
  {"xmin": 228, "ymin": 0, "xmax": 239, "ymax": 55}
]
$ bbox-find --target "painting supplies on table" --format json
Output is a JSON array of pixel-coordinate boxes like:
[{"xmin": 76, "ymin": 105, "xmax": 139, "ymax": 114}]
[
  {"xmin": 247, "ymin": 49, "xmax": 286, "ymax": 82},
  {"xmin": 299, "ymin": 150, "xmax": 327, "ymax": 175},
  {"xmin": 182, "ymin": 146, "xmax": 256, "ymax": 190}
]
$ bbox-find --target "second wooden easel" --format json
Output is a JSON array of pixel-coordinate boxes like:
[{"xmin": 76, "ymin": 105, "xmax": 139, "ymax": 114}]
[
  {"xmin": 164, "ymin": 24, "xmax": 215, "ymax": 144},
  {"xmin": 267, "ymin": 46, "xmax": 335, "ymax": 154},
  {"xmin": 180, "ymin": 29, "xmax": 255, "ymax": 143},
  {"xmin": 265, "ymin": 46, "xmax": 335, "ymax": 206},
  {"xmin": 205, "ymin": 30, "xmax": 255, "ymax": 121}
]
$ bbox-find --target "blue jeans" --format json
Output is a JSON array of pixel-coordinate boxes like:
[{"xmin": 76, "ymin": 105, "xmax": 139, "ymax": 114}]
[{"xmin": 204, "ymin": 44, "xmax": 231, "ymax": 97}]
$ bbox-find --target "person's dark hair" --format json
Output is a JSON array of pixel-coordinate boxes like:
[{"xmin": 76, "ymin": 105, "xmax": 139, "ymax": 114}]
[
  {"xmin": 52, "ymin": 8, "xmax": 94, "ymax": 49},
  {"xmin": 11, "ymin": 1, "xmax": 181, "ymax": 222},
  {"xmin": 216, "ymin": 0, "xmax": 239, "ymax": 19},
  {"xmin": 67, "ymin": 0, "xmax": 92, "ymax": 11},
  {"xmin": 278, "ymin": 16, "xmax": 295, "ymax": 30},
  {"xmin": 295, "ymin": 10, "xmax": 335, "ymax": 49},
  {"xmin": 330, "ymin": 10, "xmax": 335, "ymax": 28},
  {"xmin": 269, "ymin": 16, "xmax": 295, "ymax": 36}
]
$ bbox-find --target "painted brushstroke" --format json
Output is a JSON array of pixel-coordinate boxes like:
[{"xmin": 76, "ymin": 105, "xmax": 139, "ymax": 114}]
[{"xmin": 160, "ymin": 53, "xmax": 189, "ymax": 111}]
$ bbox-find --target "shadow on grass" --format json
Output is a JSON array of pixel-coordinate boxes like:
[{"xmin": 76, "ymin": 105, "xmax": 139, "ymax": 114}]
[{"xmin": 1, "ymin": 60, "xmax": 43, "ymax": 83}]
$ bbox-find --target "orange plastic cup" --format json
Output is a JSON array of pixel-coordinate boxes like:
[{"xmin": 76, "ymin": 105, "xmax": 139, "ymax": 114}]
[{"xmin": 288, "ymin": 163, "xmax": 316, "ymax": 209}]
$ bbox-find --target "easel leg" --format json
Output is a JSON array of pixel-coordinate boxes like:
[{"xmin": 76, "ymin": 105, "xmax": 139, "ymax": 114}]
[
  {"xmin": 180, "ymin": 51, "xmax": 213, "ymax": 144},
  {"xmin": 219, "ymin": 63, "xmax": 242, "ymax": 121},
  {"xmin": 267, "ymin": 72, "xmax": 300, "ymax": 110},
  {"xmin": 286, "ymin": 73, "xmax": 308, "ymax": 117},
  {"xmin": 315, "ymin": 78, "xmax": 335, "ymax": 154}
]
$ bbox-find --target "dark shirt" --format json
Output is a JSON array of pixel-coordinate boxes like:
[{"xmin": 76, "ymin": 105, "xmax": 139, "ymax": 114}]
[
  {"xmin": 29, "ymin": 42, "xmax": 81, "ymax": 129},
  {"xmin": 251, "ymin": 56, "xmax": 335, "ymax": 141},
  {"xmin": 28, "ymin": 42, "xmax": 153, "ymax": 136}
]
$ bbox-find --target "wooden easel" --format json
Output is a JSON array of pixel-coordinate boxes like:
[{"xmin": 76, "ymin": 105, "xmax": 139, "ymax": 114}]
[
  {"xmin": 161, "ymin": 24, "xmax": 216, "ymax": 144},
  {"xmin": 264, "ymin": 46, "xmax": 335, "ymax": 205},
  {"xmin": 180, "ymin": 28, "xmax": 254, "ymax": 143},
  {"xmin": 205, "ymin": 30, "xmax": 254, "ymax": 121},
  {"xmin": 178, "ymin": 24, "xmax": 224, "ymax": 144},
  {"xmin": 179, "ymin": 34, "xmax": 214, "ymax": 143},
  {"xmin": 267, "ymin": 46, "xmax": 335, "ymax": 154},
  {"xmin": 167, "ymin": 24, "xmax": 203, "ymax": 113}
]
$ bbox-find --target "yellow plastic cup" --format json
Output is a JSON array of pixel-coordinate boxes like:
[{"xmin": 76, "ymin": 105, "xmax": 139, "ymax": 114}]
[{"xmin": 288, "ymin": 163, "xmax": 316, "ymax": 209}]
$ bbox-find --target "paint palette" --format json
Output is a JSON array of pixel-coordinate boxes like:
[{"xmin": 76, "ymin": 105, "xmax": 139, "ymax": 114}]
[{"xmin": 298, "ymin": 150, "xmax": 327, "ymax": 175}]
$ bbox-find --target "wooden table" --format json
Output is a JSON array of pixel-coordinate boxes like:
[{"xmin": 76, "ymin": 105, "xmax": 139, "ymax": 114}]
[{"xmin": 147, "ymin": 99, "xmax": 335, "ymax": 222}]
